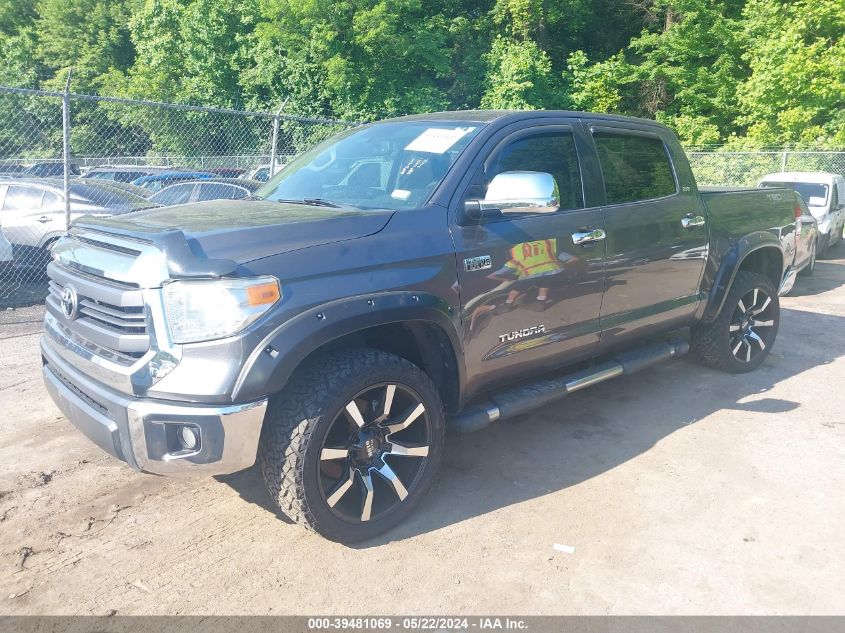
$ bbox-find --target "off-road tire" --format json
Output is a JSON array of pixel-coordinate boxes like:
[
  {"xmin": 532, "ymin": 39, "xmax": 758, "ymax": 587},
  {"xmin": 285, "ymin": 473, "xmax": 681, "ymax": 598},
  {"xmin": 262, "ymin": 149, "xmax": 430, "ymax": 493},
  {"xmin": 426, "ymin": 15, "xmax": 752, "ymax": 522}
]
[
  {"xmin": 258, "ymin": 348, "xmax": 445, "ymax": 543},
  {"xmin": 691, "ymin": 271, "xmax": 780, "ymax": 373}
]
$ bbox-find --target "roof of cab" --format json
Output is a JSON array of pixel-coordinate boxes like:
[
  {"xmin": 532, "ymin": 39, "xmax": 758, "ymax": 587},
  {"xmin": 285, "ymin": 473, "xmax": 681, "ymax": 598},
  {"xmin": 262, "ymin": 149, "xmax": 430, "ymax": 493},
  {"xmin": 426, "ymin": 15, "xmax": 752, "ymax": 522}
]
[{"xmin": 382, "ymin": 109, "xmax": 672, "ymax": 131}]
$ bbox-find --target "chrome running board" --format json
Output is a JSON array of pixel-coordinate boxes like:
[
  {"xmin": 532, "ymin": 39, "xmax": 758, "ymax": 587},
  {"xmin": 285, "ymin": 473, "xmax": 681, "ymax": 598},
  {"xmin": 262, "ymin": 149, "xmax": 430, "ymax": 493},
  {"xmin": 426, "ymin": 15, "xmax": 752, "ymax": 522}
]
[{"xmin": 450, "ymin": 338, "xmax": 689, "ymax": 433}]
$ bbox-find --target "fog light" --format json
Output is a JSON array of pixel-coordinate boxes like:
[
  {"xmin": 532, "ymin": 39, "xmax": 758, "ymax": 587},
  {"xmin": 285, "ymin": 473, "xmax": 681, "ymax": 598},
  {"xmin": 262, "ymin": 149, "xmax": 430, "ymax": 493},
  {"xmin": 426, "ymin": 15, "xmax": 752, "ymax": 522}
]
[{"xmin": 179, "ymin": 425, "xmax": 199, "ymax": 451}]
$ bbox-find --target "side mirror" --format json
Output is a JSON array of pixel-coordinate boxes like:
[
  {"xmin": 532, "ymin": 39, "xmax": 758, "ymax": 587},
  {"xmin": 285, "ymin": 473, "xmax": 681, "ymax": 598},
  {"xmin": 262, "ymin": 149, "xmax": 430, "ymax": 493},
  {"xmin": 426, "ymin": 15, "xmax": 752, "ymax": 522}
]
[{"xmin": 462, "ymin": 171, "xmax": 559, "ymax": 223}]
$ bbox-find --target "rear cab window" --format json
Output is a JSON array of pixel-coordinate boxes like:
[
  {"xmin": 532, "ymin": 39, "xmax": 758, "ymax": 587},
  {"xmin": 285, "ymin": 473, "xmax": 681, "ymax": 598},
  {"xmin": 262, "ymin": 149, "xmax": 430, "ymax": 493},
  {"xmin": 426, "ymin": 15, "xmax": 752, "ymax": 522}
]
[{"xmin": 593, "ymin": 131, "xmax": 677, "ymax": 204}]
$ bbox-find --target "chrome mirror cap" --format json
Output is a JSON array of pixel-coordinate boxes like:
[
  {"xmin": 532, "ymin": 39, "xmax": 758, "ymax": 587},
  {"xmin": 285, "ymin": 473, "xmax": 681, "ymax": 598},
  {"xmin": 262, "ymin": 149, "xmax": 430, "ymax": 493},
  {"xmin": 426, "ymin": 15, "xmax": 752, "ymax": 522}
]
[{"xmin": 483, "ymin": 171, "xmax": 559, "ymax": 215}]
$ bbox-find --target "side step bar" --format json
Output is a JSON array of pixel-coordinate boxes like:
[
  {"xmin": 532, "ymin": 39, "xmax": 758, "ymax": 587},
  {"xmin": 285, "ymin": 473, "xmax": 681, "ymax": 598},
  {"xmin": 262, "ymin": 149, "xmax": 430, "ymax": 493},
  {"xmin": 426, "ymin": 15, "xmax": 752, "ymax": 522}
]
[{"xmin": 450, "ymin": 338, "xmax": 689, "ymax": 433}]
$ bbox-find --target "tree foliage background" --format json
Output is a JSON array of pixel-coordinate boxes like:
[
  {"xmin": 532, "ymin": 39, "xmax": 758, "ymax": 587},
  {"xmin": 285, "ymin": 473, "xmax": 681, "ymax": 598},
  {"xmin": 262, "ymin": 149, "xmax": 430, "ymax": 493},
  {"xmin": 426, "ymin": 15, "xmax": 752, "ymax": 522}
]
[{"xmin": 1, "ymin": 0, "xmax": 843, "ymax": 148}]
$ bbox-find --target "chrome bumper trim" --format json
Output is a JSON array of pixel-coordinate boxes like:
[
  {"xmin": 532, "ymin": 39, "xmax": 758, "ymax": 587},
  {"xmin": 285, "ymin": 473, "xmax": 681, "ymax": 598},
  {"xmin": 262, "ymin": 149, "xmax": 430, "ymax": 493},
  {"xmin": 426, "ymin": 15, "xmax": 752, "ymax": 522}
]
[{"xmin": 42, "ymin": 340, "xmax": 267, "ymax": 476}]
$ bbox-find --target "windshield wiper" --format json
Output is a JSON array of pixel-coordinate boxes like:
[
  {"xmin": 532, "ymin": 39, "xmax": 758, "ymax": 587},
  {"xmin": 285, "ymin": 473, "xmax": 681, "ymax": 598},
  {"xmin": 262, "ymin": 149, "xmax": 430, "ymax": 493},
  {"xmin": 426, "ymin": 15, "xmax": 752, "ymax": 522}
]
[{"xmin": 275, "ymin": 197, "xmax": 343, "ymax": 208}]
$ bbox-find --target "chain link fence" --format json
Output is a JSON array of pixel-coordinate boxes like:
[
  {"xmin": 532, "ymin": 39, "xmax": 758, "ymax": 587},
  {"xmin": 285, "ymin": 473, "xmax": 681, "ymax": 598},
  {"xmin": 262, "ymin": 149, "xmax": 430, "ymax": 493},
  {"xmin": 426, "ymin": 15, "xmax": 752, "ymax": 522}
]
[
  {"xmin": 0, "ymin": 84, "xmax": 353, "ymax": 307},
  {"xmin": 688, "ymin": 150, "xmax": 845, "ymax": 187},
  {"xmin": 2, "ymin": 84, "xmax": 845, "ymax": 308}
]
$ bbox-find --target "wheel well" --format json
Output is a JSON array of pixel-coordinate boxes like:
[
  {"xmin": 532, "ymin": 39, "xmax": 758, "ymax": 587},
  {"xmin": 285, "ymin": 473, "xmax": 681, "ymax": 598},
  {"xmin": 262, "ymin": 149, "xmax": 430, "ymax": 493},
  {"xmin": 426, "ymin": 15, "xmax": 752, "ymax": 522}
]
[
  {"xmin": 737, "ymin": 247, "xmax": 783, "ymax": 290},
  {"xmin": 299, "ymin": 321, "xmax": 461, "ymax": 413},
  {"xmin": 41, "ymin": 236, "xmax": 61, "ymax": 250}
]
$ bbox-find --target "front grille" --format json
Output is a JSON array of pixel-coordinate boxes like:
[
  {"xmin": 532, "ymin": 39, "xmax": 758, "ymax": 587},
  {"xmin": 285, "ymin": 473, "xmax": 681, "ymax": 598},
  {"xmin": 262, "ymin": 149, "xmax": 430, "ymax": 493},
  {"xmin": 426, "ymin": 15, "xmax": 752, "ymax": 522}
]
[{"xmin": 46, "ymin": 267, "xmax": 151, "ymax": 358}]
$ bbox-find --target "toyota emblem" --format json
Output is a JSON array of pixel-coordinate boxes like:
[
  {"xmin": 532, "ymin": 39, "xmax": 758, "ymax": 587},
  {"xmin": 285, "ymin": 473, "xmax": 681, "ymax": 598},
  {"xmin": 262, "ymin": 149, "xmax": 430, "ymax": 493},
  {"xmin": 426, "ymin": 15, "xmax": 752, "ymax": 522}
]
[{"xmin": 60, "ymin": 285, "xmax": 79, "ymax": 321}]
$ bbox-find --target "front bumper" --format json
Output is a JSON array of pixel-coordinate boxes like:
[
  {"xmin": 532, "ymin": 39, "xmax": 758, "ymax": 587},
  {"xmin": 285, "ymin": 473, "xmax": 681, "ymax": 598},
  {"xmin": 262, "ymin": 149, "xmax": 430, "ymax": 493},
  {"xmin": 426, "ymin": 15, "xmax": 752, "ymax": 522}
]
[{"xmin": 42, "ymin": 338, "xmax": 267, "ymax": 476}]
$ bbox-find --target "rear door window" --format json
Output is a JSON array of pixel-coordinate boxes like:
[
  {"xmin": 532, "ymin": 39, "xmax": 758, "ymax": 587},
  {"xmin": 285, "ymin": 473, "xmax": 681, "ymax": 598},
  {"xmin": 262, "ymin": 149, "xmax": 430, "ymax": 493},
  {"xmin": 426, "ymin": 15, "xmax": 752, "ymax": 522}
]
[
  {"xmin": 41, "ymin": 190, "xmax": 62, "ymax": 209},
  {"xmin": 3, "ymin": 186, "xmax": 43, "ymax": 210},
  {"xmin": 114, "ymin": 172, "xmax": 146, "ymax": 183},
  {"xmin": 152, "ymin": 183, "xmax": 194, "ymax": 205},
  {"xmin": 197, "ymin": 183, "xmax": 246, "ymax": 201},
  {"xmin": 593, "ymin": 132, "xmax": 677, "ymax": 204}
]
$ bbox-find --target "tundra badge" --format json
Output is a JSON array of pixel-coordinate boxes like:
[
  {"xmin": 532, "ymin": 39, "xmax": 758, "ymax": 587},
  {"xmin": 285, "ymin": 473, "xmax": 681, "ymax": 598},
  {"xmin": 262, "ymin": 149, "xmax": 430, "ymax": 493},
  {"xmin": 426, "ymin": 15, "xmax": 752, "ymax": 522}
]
[{"xmin": 498, "ymin": 325, "xmax": 546, "ymax": 343}]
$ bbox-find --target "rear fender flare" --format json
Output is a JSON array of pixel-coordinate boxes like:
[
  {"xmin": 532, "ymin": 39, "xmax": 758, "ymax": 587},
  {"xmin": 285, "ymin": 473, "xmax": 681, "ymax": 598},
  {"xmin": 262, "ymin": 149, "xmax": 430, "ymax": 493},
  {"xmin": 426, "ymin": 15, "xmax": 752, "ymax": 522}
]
[
  {"xmin": 700, "ymin": 232, "xmax": 784, "ymax": 322},
  {"xmin": 232, "ymin": 291, "xmax": 465, "ymax": 402}
]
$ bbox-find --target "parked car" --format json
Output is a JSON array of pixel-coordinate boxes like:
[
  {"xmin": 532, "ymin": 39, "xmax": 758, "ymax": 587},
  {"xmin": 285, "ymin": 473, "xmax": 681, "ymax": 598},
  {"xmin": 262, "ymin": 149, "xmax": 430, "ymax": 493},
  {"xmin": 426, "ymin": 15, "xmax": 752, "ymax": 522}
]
[
  {"xmin": 0, "ymin": 223, "xmax": 13, "ymax": 276},
  {"xmin": 44, "ymin": 110, "xmax": 798, "ymax": 543},
  {"xmin": 132, "ymin": 171, "xmax": 214, "ymax": 193},
  {"xmin": 206, "ymin": 167, "xmax": 246, "ymax": 178},
  {"xmin": 84, "ymin": 179, "xmax": 152, "ymax": 199},
  {"xmin": 149, "ymin": 179, "xmax": 261, "ymax": 206},
  {"xmin": 245, "ymin": 164, "xmax": 284, "ymax": 182},
  {"xmin": 0, "ymin": 163, "xmax": 28, "ymax": 177},
  {"xmin": 0, "ymin": 178, "xmax": 155, "ymax": 268},
  {"xmin": 21, "ymin": 162, "xmax": 81, "ymax": 178},
  {"xmin": 84, "ymin": 165, "xmax": 176, "ymax": 184},
  {"xmin": 759, "ymin": 172, "xmax": 845, "ymax": 257}
]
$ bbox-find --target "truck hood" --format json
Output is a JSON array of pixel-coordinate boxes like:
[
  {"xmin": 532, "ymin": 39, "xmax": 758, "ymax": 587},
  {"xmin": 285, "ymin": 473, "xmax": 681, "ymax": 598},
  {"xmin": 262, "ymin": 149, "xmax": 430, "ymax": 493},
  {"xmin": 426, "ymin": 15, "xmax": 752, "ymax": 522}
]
[{"xmin": 74, "ymin": 199, "xmax": 395, "ymax": 266}]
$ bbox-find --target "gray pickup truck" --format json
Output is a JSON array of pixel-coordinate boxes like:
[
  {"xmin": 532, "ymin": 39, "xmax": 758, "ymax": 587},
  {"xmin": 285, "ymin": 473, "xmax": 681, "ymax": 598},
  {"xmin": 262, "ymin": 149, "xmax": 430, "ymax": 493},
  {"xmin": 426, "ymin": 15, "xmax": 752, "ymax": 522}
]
[{"xmin": 43, "ymin": 110, "xmax": 802, "ymax": 542}]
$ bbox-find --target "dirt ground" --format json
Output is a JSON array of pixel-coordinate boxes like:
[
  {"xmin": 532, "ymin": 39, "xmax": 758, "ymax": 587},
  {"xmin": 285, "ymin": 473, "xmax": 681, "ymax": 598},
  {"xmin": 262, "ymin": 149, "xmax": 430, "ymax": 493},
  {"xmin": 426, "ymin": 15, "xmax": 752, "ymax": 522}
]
[{"xmin": 0, "ymin": 245, "xmax": 843, "ymax": 616}]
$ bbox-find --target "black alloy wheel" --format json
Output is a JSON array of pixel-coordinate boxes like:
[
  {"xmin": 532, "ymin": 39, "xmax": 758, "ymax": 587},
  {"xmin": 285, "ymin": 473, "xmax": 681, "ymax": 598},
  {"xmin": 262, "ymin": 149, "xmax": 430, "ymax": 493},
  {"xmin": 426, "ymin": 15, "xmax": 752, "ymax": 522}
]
[
  {"xmin": 691, "ymin": 271, "xmax": 780, "ymax": 373},
  {"xmin": 259, "ymin": 348, "xmax": 445, "ymax": 542},
  {"xmin": 317, "ymin": 382, "xmax": 432, "ymax": 524},
  {"xmin": 728, "ymin": 287, "xmax": 776, "ymax": 364}
]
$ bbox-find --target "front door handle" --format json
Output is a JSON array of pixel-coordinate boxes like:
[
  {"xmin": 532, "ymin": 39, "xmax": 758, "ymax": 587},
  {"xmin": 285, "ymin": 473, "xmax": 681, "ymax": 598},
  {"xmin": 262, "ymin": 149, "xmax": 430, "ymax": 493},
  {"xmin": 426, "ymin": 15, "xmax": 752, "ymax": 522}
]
[
  {"xmin": 681, "ymin": 213, "xmax": 706, "ymax": 229},
  {"xmin": 571, "ymin": 228, "xmax": 606, "ymax": 246}
]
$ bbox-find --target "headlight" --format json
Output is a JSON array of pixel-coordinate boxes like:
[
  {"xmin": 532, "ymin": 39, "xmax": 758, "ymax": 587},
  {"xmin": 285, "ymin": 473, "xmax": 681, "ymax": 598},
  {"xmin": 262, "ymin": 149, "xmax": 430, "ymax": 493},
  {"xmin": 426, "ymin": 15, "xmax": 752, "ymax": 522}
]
[{"xmin": 162, "ymin": 276, "xmax": 281, "ymax": 344}]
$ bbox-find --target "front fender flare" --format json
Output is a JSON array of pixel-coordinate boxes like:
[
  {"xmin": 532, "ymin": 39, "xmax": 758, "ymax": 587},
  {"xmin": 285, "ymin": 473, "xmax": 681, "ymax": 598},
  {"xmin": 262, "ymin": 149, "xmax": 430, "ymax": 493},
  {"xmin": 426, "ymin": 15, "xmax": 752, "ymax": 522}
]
[{"xmin": 232, "ymin": 291, "xmax": 465, "ymax": 402}]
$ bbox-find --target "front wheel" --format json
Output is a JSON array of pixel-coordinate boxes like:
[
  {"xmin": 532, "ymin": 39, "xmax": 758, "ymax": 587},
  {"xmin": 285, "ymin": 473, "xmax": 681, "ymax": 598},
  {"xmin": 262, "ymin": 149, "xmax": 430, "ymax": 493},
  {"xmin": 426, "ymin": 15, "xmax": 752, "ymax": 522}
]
[
  {"xmin": 691, "ymin": 271, "xmax": 780, "ymax": 373},
  {"xmin": 258, "ymin": 348, "xmax": 445, "ymax": 543}
]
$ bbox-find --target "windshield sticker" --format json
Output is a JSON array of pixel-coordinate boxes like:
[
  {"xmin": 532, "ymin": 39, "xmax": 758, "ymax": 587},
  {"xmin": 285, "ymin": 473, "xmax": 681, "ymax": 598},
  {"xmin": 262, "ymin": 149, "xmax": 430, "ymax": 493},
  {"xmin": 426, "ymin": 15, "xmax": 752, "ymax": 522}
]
[
  {"xmin": 391, "ymin": 189, "xmax": 411, "ymax": 200},
  {"xmin": 404, "ymin": 127, "xmax": 476, "ymax": 154}
]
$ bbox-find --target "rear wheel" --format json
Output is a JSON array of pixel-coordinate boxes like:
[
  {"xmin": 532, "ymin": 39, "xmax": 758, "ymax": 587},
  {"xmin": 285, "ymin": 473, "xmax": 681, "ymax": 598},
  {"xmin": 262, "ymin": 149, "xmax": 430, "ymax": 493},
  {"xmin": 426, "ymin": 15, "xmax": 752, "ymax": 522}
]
[
  {"xmin": 258, "ymin": 348, "xmax": 445, "ymax": 543},
  {"xmin": 691, "ymin": 271, "xmax": 780, "ymax": 373}
]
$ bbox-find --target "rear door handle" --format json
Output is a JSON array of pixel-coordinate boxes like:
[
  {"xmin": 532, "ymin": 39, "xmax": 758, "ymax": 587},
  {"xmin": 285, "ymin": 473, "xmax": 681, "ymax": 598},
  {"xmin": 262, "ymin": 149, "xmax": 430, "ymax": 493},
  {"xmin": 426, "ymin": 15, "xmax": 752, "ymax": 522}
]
[
  {"xmin": 681, "ymin": 213, "xmax": 705, "ymax": 229},
  {"xmin": 571, "ymin": 228, "xmax": 606, "ymax": 245},
  {"xmin": 37, "ymin": 216, "xmax": 52, "ymax": 224}
]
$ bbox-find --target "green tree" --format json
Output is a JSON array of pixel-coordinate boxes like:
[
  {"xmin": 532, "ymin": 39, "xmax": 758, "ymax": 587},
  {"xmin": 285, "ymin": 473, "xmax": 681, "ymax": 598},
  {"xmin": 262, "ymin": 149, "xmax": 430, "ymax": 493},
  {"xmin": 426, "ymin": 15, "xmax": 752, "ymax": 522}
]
[
  {"xmin": 567, "ymin": 0, "xmax": 746, "ymax": 145},
  {"xmin": 36, "ymin": 0, "xmax": 137, "ymax": 92},
  {"xmin": 737, "ymin": 0, "xmax": 845, "ymax": 148},
  {"xmin": 105, "ymin": 0, "xmax": 256, "ymax": 107},
  {"xmin": 246, "ymin": 0, "xmax": 491, "ymax": 120}
]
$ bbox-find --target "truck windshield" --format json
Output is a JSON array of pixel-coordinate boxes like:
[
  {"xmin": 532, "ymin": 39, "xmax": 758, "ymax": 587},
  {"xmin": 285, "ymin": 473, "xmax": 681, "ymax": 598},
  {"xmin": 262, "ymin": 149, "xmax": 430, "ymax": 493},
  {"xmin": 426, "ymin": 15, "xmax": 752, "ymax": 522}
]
[
  {"xmin": 761, "ymin": 181, "xmax": 829, "ymax": 207},
  {"xmin": 255, "ymin": 121, "xmax": 483, "ymax": 210}
]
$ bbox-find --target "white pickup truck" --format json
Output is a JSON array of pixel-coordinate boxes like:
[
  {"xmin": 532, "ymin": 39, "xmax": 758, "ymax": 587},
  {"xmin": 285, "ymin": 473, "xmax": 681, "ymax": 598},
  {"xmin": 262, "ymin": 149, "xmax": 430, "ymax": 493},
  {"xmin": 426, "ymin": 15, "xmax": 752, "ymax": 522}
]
[{"xmin": 759, "ymin": 172, "xmax": 845, "ymax": 257}]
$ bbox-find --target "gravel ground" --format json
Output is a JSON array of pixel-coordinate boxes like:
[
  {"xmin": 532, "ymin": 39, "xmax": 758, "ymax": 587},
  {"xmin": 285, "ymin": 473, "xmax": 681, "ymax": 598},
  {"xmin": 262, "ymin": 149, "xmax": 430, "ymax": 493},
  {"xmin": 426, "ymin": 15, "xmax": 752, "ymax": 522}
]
[{"xmin": 0, "ymin": 244, "xmax": 843, "ymax": 615}]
